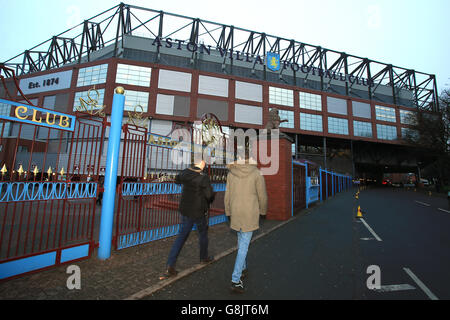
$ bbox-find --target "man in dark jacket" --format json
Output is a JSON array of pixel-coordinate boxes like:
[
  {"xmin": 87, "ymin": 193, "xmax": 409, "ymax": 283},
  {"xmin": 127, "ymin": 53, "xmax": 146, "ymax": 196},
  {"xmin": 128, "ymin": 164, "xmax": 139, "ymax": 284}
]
[{"xmin": 160, "ymin": 160, "xmax": 215, "ymax": 280}]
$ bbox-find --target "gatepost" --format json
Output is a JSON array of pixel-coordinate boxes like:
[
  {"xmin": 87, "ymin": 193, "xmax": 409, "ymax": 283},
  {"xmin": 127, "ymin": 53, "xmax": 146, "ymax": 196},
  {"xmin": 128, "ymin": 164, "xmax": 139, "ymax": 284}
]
[
  {"xmin": 253, "ymin": 131, "xmax": 293, "ymax": 221},
  {"xmin": 98, "ymin": 87, "xmax": 125, "ymax": 260}
]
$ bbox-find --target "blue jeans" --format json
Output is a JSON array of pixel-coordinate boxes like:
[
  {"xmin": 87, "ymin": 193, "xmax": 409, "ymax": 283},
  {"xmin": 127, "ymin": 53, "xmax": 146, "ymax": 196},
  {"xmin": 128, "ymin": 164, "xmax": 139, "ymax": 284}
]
[
  {"xmin": 167, "ymin": 215, "xmax": 208, "ymax": 267},
  {"xmin": 232, "ymin": 230, "xmax": 253, "ymax": 283}
]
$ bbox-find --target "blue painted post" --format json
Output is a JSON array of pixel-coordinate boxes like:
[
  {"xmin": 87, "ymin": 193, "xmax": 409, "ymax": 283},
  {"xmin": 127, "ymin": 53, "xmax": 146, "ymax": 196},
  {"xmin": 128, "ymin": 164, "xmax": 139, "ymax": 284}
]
[
  {"xmin": 319, "ymin": 169, "xmax": 322, "ymax": 202},
  {"xmin": 98, "ymin": 87, "xmax": 125, "ymax": 260},
  {"xmin": 305, "ymin": 162, "xmax": 309, "ymax": 209},
  {"xmin": 332, "ymin": 173, "xmax": 335, "ymax": 197}
]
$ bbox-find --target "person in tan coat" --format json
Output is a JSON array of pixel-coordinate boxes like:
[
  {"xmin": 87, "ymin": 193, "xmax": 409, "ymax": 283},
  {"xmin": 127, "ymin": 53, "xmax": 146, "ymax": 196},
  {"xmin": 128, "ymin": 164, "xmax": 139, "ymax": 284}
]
[{"xmin": 225, "ymin": 157, "xmax": 267, "ymax": 293}]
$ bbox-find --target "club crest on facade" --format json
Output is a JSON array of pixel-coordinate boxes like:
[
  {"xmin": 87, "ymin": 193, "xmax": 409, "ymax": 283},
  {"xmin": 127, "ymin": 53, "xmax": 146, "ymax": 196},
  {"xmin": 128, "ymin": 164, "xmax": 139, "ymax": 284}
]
[{"xmin": 266, "ymin": 52, "xmax": 281, "ymax": 72}]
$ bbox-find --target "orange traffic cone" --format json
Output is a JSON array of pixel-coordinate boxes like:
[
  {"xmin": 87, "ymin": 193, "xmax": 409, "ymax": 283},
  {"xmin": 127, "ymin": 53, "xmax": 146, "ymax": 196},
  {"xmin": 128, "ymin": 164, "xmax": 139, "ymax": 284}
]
[{"xmin": 356, "ymin": 206, "xmax": 363, "ymax": 218}]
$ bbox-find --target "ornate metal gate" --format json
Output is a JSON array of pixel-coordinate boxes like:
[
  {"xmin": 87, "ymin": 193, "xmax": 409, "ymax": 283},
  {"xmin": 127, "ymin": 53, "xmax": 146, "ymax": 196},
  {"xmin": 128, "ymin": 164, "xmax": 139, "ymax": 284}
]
[
  {"xmin": 114, "ymin": 118, "xmax": 229, "ymax": 250},
  {"xmin": 0, "ymin": 98, "xmax": 105, "ymax": 280}
]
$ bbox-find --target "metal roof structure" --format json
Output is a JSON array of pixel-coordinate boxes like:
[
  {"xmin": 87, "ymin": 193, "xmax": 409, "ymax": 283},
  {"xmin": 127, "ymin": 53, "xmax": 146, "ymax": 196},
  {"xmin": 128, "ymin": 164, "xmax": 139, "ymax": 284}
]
[{"xmin": 1, "ymin": 3, "xmax": 439, "ymax": 111}]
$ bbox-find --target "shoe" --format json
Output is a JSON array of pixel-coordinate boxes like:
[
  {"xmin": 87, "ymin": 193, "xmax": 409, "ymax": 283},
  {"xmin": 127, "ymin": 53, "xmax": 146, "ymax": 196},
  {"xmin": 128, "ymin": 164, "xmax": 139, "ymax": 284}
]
[
  {"xmin": 200, "ymin": 256, "xmax": 214, "ymax": 264},
  {"xmin": 159, "ymin": 266, "xmax": 178, "ymax": 280},
  {"xmin": 231, "ymin": 280, "xmax": 245, "ymax": 293},
  {"xmin": 240, "ymin": 269, "xmax": 248, "ymax": 280}
]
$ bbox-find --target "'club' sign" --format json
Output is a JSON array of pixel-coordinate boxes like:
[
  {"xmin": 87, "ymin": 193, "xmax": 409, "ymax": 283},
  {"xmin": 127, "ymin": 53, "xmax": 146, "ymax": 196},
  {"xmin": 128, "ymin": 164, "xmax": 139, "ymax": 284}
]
[{"xmin": 0, "ymin": 98, "xmax": 75, "ymax": 132}]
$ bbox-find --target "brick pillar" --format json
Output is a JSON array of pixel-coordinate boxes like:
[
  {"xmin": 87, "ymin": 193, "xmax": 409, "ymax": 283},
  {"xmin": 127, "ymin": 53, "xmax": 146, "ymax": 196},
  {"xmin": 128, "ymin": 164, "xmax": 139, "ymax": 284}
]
[{"xmin": 254, "ymin": 132, "xmax": 293, "ymax": 221}]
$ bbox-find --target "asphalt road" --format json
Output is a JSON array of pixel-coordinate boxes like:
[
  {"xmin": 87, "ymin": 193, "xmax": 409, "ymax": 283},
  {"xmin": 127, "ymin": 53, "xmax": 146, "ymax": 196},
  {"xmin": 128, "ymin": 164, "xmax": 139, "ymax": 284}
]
[{"xmin": 141, "ymin": 187, "xmax": 450, "ymax": 301}]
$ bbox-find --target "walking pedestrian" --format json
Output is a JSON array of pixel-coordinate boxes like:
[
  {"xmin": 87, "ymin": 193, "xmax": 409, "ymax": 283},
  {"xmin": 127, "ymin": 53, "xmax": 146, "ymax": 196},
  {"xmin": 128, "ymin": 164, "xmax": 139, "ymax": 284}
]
[
  {"xmin": 159, "ymin": 160, "xmax": 215, "ymax": 280},
  {"xmin": 224, "ymin": 155, "xmax": 267, "ymax": 293},
  {"xmin": 96, "ymin": 176, "xmax": 104, "ymax": 206}
]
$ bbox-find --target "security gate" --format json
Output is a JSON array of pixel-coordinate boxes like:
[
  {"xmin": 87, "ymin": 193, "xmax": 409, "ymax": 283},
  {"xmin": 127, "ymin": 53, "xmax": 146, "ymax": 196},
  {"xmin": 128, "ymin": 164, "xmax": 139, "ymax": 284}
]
[
  {"xmin": 0, "ymin": 98, "xmax": 105, "ymax": 280},
  {"xmin": 0, "ymin": 90, "xmax": 229, "ymax": 278},
  {"xmin": 292, "ymin": 162, "xmax": 306, "ymax": 211},
  {"xmin": 114, "ymin": 123, "xmax": 228, "ymax": 250}
]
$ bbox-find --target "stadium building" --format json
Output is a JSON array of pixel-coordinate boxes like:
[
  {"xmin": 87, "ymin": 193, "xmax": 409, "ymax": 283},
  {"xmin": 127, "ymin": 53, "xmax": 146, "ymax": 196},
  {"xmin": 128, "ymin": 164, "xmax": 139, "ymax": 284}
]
[{"xmin": 0, "ymin": 3, "xmax": 440, "ymax": 180}]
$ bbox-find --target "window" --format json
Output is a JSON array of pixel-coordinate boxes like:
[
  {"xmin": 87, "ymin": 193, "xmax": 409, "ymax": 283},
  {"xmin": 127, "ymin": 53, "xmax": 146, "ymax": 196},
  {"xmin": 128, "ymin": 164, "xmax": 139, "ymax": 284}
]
[
  {"xmin": 198, "ymin": 75, "xmax": 228, "ymax": 97},
  {"xmin": 400, "ymin": 110, "xmax": 416, "ymax": 125},
  {"xmin": 156, "ymin": 94, "xmax": 191, "ymax": 117},
  {"xmin": 353, "ymin": 121, "xmax": 372, "ymax": 138},
  {"xmin": 327, "ymin": 97, "xmax": 347, "ymax": 115},
  {"xmin": 150, "ymin": 119, "xmax": 173, "ymax": 136},
  {"xmin": 158, "ymin": 69, "xmax": 191, "ymax": 92},
  {"xmin": 77, "ymin": 64, "xmax": 108, "ymax": 87},
  {"xmin": 43, "ymin": 95, "xmax": 56, "ymax": 110},
  {"xmin": 299, "ymin": 92, "xmax": 322, "ymax": 111},
  {"xmin": 375, "ymin": 105, "xmax": 396, "ymax": 123},
  {"xmin": 235, "ymin": 104, "xmax": 262, "ymax": 125},
  {"xmin": 0, "ymin": 102, "xmax": 11, "ymax": 136},
  {"xmin": 124, "ymin": 90, "xmax": 149, "ymax": 112},
  {"xmin": 352, "ymin": 101, "xmax": 371, "ymax": 119},
  {"xmin": 278, "ymin": 109, "xmax": 294, "ymax": 128},
  {"xmin": 235, "ymin": 81, "xmax": 262, "ymax": 102},
  {"xmin": 0, "ymin": 102, "xmax": 11, "ymax": 117},
  {"xmin": 377, "ymin": 124, "xmax": 397, "ymax": 140},
  {"xmin": 328, "ymin": 117, "xmax": 348, "ymax": 135},
  {"xmin": 73, "ymin": 89, "xmax": 105, "ymax": 112},
  {"xmin": 116, "ymin": 64, "xmax": 151, "ymax": 87},
  {"xmin": 197, "ymin": 98, "xmax": 227, "ymax": 121},
  {"xmin": 300, "ymin": 113, "xmax": 322, "ymax": 132},
  {"xmin": 401, "ymin": 127, "xmax": 419, "ymax": 140},
  {"xmin": 269, "ymin": 86, "xmax": 293, "ymax": 107}
]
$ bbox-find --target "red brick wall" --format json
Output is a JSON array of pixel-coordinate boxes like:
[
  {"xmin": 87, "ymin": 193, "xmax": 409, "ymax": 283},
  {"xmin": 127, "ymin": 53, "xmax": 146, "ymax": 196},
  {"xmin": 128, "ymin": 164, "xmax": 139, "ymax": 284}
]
[{"xmin": 254, "ymin": 135, "xmax": 292, "ymax": 221}]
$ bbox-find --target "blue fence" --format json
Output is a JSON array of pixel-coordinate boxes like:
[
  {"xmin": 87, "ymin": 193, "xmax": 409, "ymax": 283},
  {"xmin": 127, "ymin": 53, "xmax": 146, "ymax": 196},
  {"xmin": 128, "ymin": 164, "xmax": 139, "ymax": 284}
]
[
  {"xmin": 319, "ymin": 168, "xmax": 353, "ymax": 202},
  {"xmin": 0, "ymin": 182, "xmax": 97, "ymax": 202},
  {"xmin": 293, "ymin": 160, "xmax": 352, "ymax": 213}
]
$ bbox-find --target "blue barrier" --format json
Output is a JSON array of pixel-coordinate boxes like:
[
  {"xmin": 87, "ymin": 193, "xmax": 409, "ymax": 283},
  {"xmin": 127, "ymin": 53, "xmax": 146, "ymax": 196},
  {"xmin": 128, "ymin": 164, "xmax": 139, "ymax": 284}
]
[
  {"xmin": 294, "ymin": 161, "xmax": 352, "ymax": 209},
  {"xmin": 116, "ymin": 214, "xmax": 227, "ymax": 250},
  {"xmin": 0, "ymin": 182, "xmax": 97, "ymax": 202},
  {"xmin": 319, "ymin": 168, "xmax": 352, "ymax": 202},
  {"xmin": 121, "ymin": 182, "xmax": 226, "ymax": 196}
]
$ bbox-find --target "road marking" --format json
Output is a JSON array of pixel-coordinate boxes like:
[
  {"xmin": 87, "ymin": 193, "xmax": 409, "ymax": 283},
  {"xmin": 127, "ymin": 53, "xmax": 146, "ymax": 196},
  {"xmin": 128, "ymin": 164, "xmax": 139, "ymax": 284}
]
[
  {"xmin": 438, "ymin": 208, "xmax": 450, "ymax": 213},
  {"xmin": 360, "ymin": 237, "xmax": 375, "ymax": 241},
  {"xmin": 415, "ymin": 201, "xmax": 431, "ymax": 207},
  {"xmin": 360, "ymin": 218, "xmax": 382, "ymax": 241},
  {"xmin": 374, "ymin": 284, "xmax": 416, "ymax": 292},
  {"xmin": 403, "ymin": 268, "xmax": 439, "ymax": 300}
]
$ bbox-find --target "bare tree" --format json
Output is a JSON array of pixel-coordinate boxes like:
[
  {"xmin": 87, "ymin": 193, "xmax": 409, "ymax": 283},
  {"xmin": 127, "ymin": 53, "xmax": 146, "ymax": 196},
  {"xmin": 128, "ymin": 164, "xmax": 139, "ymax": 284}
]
[{"xmin": 403, "ymin": 89, "xmax": 450, "ymax": 189}]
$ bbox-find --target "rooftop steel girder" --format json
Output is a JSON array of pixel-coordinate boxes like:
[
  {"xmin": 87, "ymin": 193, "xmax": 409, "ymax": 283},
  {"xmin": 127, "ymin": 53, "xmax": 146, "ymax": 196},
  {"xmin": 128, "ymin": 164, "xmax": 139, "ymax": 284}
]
[
  {"xmin": 48, "ymin": 37, "xmax": 80, "ymax": 68},
  {"xmin": 217, "ymin": 25, "xmax": 234, "ymax": 50},
  {"xmin": 1, "ymin": 3, "xmax": 438, "ymax": 111}
]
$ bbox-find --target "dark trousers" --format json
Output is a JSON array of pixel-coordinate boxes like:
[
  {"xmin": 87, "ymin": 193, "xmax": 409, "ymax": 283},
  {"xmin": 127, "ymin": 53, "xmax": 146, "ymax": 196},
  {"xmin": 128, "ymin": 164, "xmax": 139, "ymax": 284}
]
[
  {"xmin": 96, "ymin": 192, "xmax": 103, "ymax": 205},
  {"xmin": 167, "ymin": 214, "xmax": 209, "ymax": 267}
]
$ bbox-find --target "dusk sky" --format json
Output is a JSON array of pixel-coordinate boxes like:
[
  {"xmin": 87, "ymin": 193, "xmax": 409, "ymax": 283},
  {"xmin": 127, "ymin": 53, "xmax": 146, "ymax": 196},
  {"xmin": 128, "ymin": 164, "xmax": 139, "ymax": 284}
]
[{"xmin": 1, "ymin": 0, "xmax": 449, "ymax": 92}]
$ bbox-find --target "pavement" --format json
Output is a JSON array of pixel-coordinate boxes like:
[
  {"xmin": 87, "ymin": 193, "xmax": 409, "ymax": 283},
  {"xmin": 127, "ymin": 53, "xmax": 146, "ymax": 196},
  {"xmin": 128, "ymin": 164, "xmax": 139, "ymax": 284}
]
[{"xmin": 0, "ymin": 204, "xmax": 306, "ymax": 300}]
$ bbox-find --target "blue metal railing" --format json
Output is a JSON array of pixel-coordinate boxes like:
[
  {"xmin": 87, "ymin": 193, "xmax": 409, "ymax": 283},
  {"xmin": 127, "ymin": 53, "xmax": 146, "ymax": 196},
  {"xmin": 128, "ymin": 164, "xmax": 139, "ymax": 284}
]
[
  {"xmin": 293, "ymin": 160, "xmax": 352, "ymax": 211},
  {"xmin": 0, "ymin": 182, "xmax": 97, "ymax": 202},
  {"xmin": 121, "ymin": 182, "xmax": 226, "ymax": 196}
]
